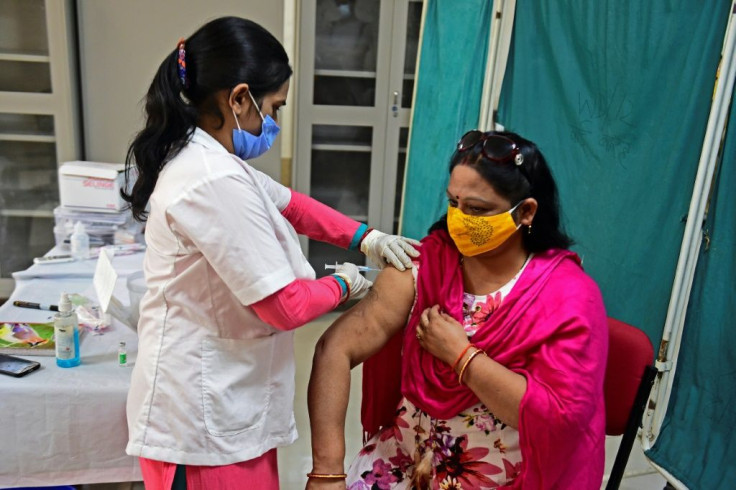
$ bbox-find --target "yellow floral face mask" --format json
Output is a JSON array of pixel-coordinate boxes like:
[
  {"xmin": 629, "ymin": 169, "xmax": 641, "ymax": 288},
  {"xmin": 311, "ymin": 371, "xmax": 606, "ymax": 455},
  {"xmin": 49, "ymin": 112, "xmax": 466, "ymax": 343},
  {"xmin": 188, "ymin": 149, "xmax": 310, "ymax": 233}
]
[{"xmin": 447, "ymin": 202, "xmax": 522, "ymax": 256}]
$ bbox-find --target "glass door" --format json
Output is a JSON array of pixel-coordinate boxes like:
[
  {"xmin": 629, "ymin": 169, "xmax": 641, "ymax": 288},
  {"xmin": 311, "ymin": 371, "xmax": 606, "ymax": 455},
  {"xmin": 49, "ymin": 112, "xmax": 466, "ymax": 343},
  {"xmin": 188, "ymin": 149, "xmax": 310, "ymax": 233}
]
[
  {"xmin": 0, "ymin": 0, "xmax": 57, "ymax": 287},
  {"xmin": 295, "ymin": 0, "xmax": 423, "ymax": 275},
  {"xmin": 297, "ymin": 0, "xmax": 387, "ymax": 275},
  {"xmin": 0, "ymin": 0, "xmax": 80, "ymax": 297}
]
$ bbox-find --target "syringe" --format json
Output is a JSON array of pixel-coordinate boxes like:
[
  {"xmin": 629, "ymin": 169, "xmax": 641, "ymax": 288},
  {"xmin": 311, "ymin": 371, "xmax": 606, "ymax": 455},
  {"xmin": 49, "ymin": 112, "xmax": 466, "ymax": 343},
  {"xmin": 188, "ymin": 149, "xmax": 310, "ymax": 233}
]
[{"xmin": 325, "ymin": 263, "xmax": 379, "ymax": 272}]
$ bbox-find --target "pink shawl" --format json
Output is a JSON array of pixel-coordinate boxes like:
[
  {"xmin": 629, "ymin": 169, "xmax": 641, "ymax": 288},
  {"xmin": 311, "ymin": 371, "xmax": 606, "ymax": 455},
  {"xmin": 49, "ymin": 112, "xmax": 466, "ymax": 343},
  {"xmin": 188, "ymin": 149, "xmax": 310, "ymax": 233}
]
[{"xmin": 362, "ymin": 230, "xmax": 608, "ymax": 488}]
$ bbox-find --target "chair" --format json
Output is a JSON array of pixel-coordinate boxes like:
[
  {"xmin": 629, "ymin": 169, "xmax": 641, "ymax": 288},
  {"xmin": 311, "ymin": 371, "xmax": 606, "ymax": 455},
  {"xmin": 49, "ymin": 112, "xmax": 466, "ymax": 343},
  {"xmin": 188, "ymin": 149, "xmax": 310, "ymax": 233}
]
[{"xmin": 604, "ymin": 317, "xmax": 658, "ymax": 490}]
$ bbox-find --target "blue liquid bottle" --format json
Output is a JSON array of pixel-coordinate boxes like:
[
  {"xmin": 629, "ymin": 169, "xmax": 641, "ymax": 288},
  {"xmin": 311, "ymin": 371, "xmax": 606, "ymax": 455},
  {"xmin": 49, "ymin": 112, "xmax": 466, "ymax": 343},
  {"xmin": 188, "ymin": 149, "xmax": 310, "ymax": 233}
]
[{"xmin": 54, "ymin": 293, "xmax": 80, "ymax": 367}]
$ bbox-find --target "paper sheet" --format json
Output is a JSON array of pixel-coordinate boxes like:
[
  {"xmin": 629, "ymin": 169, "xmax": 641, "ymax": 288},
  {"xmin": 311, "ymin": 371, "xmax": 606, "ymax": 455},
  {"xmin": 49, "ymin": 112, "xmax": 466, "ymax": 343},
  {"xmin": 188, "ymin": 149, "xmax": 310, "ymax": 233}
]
[
  {"xmin": 93, "ymin": 248, "xmax": 118, "ymax": 312},
  {"xmin": 92, "ymin": 249, "xmax": 138, "ymax": 330}
]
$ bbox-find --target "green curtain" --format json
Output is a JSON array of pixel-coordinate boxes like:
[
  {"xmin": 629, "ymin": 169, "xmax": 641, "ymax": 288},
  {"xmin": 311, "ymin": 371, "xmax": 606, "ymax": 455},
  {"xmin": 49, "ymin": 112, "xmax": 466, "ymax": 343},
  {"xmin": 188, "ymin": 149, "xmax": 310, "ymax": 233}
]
[
  {"xmin": 646, "ymin": 95, "xmax": 736, "ymax": 488},
  {"xmin": 495, "ymin": 0, "xmax": 730, "ymax": 342},
  {"xmin": 400, "ymin": 0, "xmax": 492, "ymax": 240}
]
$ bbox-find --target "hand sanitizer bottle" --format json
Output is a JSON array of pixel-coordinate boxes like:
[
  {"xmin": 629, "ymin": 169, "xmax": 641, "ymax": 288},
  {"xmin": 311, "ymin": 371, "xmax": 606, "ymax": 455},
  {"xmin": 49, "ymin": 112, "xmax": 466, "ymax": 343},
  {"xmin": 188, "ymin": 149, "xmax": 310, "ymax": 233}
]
[
  {"xmin": 54, "ymin": 293, "xmax": 81, "ymax": 367},
  {"xmin": 70, "ymin": 221, "xmax": 90, "ymax": 260}
]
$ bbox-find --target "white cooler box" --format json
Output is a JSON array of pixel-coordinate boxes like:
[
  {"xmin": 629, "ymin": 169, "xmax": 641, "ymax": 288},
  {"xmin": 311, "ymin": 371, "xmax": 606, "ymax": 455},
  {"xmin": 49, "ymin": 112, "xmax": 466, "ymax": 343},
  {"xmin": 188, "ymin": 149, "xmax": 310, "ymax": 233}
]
[{"xmin": 58, "ymin": 161, "xmax": 130, "ymax": 212}]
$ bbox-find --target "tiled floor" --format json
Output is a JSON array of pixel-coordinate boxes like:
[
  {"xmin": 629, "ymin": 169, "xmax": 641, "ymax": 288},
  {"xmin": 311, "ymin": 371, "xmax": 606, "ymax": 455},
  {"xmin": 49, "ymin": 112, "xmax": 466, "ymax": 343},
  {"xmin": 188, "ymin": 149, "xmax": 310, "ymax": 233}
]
[{"xmin": 83, "ymin": 312, "xmax": 669, "ymax": 490}]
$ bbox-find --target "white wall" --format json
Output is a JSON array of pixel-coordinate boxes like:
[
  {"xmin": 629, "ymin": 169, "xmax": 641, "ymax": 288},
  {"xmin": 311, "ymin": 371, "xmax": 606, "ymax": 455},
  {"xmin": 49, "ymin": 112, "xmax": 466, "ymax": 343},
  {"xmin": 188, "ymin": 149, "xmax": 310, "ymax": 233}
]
[{"xmin": 76, "ymin": 0, "xmax": 286, "ymax": 181}]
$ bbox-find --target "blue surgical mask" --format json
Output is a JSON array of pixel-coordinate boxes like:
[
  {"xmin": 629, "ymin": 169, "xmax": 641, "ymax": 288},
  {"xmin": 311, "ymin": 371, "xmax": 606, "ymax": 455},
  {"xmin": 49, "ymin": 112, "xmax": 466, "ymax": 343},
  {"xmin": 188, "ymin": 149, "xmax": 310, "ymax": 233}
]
[{"xmin": 232, "ymin": 91, "xmax": 280, "ymax": 160}]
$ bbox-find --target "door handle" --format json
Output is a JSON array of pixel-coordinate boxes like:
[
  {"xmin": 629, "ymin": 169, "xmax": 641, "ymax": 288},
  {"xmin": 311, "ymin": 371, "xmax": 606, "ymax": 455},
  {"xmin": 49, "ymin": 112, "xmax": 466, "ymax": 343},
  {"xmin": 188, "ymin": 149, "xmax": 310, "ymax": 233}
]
[{"xmin": 392, "ymin": 91, "xmax": 399, "ymax": 117}]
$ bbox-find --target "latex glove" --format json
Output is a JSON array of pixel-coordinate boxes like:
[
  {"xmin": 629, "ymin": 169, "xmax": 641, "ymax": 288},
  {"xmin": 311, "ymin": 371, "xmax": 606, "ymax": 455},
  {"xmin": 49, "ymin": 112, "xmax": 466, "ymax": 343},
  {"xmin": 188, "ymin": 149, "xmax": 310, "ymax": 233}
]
[
  {"xmin": 333, "ymin": 262, "xmax": 373, "ymax": 301},
  {"xmin": 359, "ymin": 229, "xmax": 421, "ymax": 271}
]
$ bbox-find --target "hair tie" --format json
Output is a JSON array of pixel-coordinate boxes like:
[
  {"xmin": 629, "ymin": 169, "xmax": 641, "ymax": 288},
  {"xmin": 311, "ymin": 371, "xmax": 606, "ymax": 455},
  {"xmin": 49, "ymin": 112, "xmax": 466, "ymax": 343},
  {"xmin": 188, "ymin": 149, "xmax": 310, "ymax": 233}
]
[{"xmin": 177, "ymin": 38, "xmax": 188, "ymax": 88}]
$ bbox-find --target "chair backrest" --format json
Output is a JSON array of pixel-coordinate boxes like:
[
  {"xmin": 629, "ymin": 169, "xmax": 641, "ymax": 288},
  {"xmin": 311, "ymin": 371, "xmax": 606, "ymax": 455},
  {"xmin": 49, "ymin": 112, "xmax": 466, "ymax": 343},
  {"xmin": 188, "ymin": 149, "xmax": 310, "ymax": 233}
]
[
  {"xmin": 604, "ymin": 318, "xmax": 658, "ymax": 489},
  {"xmin": 604, "ymin": 317, "xmax": 655, "ymax": 435}
]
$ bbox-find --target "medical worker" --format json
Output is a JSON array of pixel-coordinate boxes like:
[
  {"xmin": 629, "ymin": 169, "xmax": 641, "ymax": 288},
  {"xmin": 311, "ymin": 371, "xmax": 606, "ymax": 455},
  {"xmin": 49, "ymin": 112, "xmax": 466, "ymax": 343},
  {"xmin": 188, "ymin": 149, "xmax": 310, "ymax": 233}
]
[{"xmin": 120, "ymin": 16, "xmax": 419, "ymax": 490}]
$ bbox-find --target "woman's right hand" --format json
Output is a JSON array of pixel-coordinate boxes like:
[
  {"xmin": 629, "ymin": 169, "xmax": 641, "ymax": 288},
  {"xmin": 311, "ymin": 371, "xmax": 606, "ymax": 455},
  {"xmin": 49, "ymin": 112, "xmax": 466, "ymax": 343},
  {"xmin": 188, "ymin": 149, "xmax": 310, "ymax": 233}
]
[
  {"xmin": 333, "ymin": 262, "xmax": 373, "ymax": 300},
  {"xmin": 418, "ymin": 305, "xmax": 470, "ymax": 366}
]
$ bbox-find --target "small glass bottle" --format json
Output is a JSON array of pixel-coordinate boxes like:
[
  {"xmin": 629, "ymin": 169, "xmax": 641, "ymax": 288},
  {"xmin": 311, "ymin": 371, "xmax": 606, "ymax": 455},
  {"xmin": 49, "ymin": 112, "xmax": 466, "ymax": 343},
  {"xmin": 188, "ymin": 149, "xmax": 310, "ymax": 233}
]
[
  {"xmin": 54, "ymin": 293, "xmax": 81, "ymax": 368},
  {"xmin": 70, "ymin": 221, "xmax": 90, "ymax": 260},
  {"xmin": 118, "ymin": 341, "xmax": 127, "ymax": 367}
]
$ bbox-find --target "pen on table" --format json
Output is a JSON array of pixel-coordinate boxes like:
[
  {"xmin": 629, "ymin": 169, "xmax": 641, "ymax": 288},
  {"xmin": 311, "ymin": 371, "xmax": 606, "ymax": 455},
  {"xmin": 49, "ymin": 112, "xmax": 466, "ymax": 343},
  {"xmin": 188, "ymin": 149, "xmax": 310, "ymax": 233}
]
[
  {"xmin": 12, "ymin": 301, "xmax": 59, "ymax": 312},
  {"xmin": 32, "ymin": 244, "xmax": 146, "ymax": 265},
  {"xmin": 33, "ymin": 255, "xmax": 76, "ymax": 264}
]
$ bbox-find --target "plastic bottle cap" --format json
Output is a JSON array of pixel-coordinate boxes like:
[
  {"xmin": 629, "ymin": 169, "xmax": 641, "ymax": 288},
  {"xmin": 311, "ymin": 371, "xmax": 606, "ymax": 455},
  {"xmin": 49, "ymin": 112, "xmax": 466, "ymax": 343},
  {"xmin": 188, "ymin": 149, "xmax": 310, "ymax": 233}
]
[{"xmin": 59, "ymin": 293, "xmax": 72, "ymax": 313}]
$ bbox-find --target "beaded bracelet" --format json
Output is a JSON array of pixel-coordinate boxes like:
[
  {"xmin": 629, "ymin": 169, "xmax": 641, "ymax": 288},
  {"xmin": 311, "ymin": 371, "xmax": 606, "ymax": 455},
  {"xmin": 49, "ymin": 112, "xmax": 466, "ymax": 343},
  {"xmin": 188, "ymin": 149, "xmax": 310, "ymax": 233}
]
[
  {"xmin": 306, "ymin": 472, "xmax": 348, "ymax": 479},
  {"xmin": 458, "ymin": 348, "xmax": 487, "ymax": 385},
  {"xmin": 451, "ymin": 343, "xmax": 475, "ymax": 372}
]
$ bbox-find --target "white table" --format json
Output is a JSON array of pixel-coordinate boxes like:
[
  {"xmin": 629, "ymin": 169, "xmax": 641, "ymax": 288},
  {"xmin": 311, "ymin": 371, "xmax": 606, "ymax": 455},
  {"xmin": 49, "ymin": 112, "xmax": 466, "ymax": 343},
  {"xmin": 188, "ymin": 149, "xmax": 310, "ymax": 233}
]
[{"xmin": 0, "ymin": 251, "xmax": 144, "ymax": 488}]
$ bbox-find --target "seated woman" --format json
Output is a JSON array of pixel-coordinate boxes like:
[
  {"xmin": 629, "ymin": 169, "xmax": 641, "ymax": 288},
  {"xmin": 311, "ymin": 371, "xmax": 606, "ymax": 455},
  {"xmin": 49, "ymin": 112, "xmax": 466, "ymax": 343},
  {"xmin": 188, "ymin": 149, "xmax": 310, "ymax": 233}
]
[{"xmin": 306, "ymin": 130, "xmax": 608, "ymax": 489}]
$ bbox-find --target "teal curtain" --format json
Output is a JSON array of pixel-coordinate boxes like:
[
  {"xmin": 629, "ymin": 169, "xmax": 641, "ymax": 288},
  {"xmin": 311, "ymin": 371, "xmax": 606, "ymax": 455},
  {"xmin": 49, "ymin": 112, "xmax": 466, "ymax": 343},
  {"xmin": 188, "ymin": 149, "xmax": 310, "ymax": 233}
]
[
  {"xmin": 400, "ymin": 0, "xmax": 492, "ymax": 240},
  {"xmin": 646, "ymin": 97, "xmax": 736, "ymax": 488},
  {"xmin": 496, "ymin": 0, "xmax": 730, "ymax": 341}
]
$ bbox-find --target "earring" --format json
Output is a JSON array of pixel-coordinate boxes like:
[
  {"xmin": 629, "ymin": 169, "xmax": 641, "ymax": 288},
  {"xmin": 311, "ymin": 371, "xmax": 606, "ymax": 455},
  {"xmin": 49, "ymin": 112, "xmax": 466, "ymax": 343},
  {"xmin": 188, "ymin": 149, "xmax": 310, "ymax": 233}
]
[{"xmin": 527, "ymin": 224, "xmax": 532, "ymax": 235}]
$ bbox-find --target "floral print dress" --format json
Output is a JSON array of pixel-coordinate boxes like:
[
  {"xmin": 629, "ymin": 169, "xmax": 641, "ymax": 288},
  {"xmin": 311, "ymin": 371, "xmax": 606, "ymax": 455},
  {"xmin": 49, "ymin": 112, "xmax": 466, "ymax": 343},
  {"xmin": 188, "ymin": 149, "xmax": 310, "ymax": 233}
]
[{"xmin": 347, "ymin": 259, "xmax": 531, "ymax": 489}]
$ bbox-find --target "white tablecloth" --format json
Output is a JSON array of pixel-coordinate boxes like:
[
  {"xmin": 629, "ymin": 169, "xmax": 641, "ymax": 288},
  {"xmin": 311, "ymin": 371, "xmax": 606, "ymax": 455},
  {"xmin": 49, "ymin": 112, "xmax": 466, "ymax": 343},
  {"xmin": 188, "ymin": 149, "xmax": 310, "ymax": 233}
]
[{"xmin": 0, "ymin": 251, "xmax": 144, "ymax": 487}]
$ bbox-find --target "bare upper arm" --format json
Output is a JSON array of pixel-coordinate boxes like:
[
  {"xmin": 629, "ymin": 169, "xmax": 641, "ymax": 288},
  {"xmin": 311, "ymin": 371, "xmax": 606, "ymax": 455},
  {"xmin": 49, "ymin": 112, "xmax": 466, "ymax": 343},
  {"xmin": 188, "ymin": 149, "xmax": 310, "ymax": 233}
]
[{"xmin": 315, "ymin": 266, "xmax": 415, "ymax": 368}]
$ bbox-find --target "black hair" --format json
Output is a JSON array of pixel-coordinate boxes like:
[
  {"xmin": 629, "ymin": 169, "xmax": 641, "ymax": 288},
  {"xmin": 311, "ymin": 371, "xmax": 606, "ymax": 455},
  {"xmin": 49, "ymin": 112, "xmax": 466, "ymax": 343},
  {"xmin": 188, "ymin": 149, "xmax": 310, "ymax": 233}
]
[
  {"xmin": 121, "ymin": 16, "xmax": 293, "ymax": 221},
  {"xmin": 428, "ymin": 130, "xmax": 573, "ymax": 252}
]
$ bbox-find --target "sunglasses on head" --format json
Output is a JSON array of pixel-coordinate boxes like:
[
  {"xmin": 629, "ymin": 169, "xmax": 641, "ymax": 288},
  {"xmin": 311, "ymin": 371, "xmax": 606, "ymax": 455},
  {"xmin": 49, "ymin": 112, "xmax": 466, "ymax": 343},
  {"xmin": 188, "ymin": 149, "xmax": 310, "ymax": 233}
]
[{"xmin": 457, "ymin": 130, "xmax": 524, "ymax": 166}]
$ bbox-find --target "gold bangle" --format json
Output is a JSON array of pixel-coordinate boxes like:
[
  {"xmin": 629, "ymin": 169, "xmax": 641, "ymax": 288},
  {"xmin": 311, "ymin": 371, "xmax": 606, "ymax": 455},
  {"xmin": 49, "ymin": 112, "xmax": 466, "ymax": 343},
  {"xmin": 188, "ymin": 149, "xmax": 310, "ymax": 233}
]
[
  {"xmin": 307, "ymin": 472, "xmax": 348, "ymax": 479},
  {"xmin": 458, "ymin": 348, "xmax": 486, "ymax": 385}
]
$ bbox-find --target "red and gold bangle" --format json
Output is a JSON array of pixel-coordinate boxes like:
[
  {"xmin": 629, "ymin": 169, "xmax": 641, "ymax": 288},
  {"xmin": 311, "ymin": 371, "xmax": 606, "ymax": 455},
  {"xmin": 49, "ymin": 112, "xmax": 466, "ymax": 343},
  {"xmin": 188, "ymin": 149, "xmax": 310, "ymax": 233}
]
[
  {"xmin": 451, "ymin": 343, "xmax": 475, "ymax": 372},
  {"xmin": 458, "ymin": 348, "xmax": 487, "ymax": 385},
  {"xmin": 306, "ymin": 472, "xmax": 348, "ymax": 479}
]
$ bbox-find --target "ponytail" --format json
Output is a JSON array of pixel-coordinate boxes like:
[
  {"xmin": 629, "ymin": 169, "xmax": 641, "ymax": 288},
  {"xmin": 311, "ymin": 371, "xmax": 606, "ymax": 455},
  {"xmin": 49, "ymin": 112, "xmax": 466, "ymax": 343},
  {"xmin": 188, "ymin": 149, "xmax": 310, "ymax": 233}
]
[{"xmin": 122, "ymin": 49, "xmax": 197, "ymax": 221}]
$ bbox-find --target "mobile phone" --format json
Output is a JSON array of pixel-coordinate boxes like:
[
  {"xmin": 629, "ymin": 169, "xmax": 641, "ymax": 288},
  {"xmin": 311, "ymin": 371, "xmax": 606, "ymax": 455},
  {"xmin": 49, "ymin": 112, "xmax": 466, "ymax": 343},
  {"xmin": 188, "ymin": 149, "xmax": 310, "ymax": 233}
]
[{"xmin": 0, "ymin": 353, "xmax": 42, "ymax": 377}]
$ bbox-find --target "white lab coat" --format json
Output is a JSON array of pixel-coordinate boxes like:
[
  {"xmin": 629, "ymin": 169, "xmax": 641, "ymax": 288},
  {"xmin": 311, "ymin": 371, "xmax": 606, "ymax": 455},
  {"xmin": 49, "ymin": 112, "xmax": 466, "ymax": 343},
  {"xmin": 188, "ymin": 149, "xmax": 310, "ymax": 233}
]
[{"xmin": 126, "ymin": 128, "xmax": 314, "ymax": 465}]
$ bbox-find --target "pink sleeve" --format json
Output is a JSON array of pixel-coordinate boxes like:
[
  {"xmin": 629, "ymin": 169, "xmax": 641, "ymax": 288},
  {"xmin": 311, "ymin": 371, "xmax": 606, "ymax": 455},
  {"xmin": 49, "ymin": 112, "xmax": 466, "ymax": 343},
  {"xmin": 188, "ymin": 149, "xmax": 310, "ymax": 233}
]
[
  {"xmin": 250, "ymin": 276, "xmax": 344, "ymax": 331},
  {"xmin": 281, "ymin": 189, "xmax": 366, "ymax": 250}
]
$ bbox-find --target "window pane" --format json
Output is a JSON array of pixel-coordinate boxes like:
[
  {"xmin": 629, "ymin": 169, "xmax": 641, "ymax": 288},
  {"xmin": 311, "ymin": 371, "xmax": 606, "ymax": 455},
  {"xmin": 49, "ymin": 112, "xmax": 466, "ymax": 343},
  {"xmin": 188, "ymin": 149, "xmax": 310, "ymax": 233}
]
[
  {"xmin": 312, "ymin": 124, "xmax": 372, "ymax": 147},
  {"xmin": 314, "ymin": 0, "xmax": 379, "ymax": 72},
  {"xmin": 313, "ymin": 75, "xmax": 376, "ymax": 106},
  {"xmin": 0, "ymin": 0, "xmax": 48, "ymax": 55},
  {"xmin": 0, "ymin": 60, "xmax": 51, "ymax": 93},
  {"xmin": 0, "ymin": 216, "xmax": 54, "ymax": 279},
  {"xmin": 310, "ymin": 149, "xmax": 371, "ymax": 218},
  {"xmin": 0, "ymin": 141, "xmax": 59, "ymax": 212},
  {"xmin": 310, "ymin": 124, "xmax": 372, "ymax": 220},
  {"xmin": 0, "ymin": 113, "xmax": 54, "ymax": 137}
]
